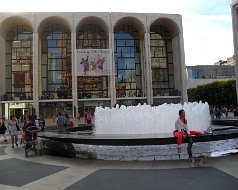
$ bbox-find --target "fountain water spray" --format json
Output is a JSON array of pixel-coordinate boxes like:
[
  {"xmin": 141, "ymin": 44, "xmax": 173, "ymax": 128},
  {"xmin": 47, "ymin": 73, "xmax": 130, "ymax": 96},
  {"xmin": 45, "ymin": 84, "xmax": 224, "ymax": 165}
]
[{"xmin": 94, "ymin": 102, "xmax": 210, "ymax": 135}]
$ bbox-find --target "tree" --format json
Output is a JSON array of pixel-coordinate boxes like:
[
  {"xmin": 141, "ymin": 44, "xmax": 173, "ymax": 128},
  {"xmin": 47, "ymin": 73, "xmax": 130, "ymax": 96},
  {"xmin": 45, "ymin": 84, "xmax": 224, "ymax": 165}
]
[{"xmin": 188, "ymin": 79, "xmax": 237, "ymax": 107}]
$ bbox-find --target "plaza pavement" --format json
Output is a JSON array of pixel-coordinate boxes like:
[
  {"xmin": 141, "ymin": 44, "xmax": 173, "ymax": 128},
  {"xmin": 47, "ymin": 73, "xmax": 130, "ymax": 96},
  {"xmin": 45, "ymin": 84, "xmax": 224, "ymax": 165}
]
[
  {"xmin": 1, "ymin": 118, "xmax": 238, "ymax": 189},
  {"xmin": 0, "ymin": 133, "xmax": 238, "ymax": 190}
]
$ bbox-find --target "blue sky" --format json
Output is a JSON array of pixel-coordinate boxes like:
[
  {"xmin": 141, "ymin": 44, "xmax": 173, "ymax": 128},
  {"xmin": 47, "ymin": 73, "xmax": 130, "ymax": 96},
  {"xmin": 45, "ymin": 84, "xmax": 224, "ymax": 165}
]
[
  {"xmin": 0, "ymin": 0, "xmax": 234, "ymax": 66},
  {"xmin": 188, "ymin": 0, "xmax": 231, "ymax": 15}
]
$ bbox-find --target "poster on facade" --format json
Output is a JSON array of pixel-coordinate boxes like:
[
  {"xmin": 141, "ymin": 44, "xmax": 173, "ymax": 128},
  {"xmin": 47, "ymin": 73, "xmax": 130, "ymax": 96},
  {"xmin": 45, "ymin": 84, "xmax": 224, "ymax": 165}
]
[{"xmin": 75, "ymin": 49, "xmax": 112, "ymax": 76}]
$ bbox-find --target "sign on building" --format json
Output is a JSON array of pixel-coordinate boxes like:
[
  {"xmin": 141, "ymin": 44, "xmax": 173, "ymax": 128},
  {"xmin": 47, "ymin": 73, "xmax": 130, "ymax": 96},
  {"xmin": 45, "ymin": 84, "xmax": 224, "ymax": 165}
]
[{"xmin": 75, "ymin": 49, "xmax": 112, "ymax": 76}]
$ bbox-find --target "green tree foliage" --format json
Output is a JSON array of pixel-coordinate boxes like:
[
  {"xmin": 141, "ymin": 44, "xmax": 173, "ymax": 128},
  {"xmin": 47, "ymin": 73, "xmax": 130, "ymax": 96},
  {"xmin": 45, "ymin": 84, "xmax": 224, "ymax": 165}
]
[{"xmin": 188, "ymin": 79, "xmax": 237, "ymax": 107}]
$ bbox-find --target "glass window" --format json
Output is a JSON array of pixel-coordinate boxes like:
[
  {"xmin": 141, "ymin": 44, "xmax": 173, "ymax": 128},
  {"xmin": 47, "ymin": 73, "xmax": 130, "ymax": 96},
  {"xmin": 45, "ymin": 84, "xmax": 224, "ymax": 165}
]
[
  {"xmin": 48, "ymin": 71, "xmax": 64, "ymax": 84},
  {"xmin": 118, "ymin": 58, "xmax": 125, "ymax": 69},
  {"xmin": 48, "ymin": 59, "xmax": 66, "ymax": 70},
  {"xmin": 150, "ymin": 25, "xmax": 174, "ymax": 97},
  {"xmin": 76, "ymin": 24, "xmax": 108, "ymax": 99},
  {"xmin": 48, "ymin": 40, "xmax": 57, "ymax": 47},
  {"xmin": 125, "ymin": 59, "xmax": 135, "ymax": 69},
  {"xmin": 41, "ymin": 54, "xmax": 47, "ymax": 65},
  {"xmin": 12, "ymin": 41, "xmax": 21, "ymax": 47},
  {"xmin": 39, "ymin": 102, "xmax": 73, "ymax": 119},
  {"xmin": 48, "ymin": 48, "xmax": 66, "ymax": 59},
  {"xmin": 22, "ymin": 41, "xmax": 31, "ymax": 47},
  {"xmin": 42, "ymin": 79, "xmax": 47, "ymax": 91},
  {"xmin": 41, "ymin": 24, "xmax": 72, "ymax": 99},
  {"xmin": 126, "ymin": 40, "xmax": 134, "ymax": 46},
  {"xmin": 114, "ymin": 24, "xmax": 142, "ymax": 98},
  {"xmin": 117, "ymin": 40, "xmax": 125, "ymax": 46},
  {"xmin": 5, "ymin": 25, "xmax": 33, "ymax": 100}
]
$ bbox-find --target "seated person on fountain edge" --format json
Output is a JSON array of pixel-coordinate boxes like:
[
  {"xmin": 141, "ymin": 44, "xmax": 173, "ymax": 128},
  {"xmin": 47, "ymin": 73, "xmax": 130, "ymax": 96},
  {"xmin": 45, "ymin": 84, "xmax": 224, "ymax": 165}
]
[{"xmin": 173, "ymin": 109, "xmax": 203, "ymax": 148}]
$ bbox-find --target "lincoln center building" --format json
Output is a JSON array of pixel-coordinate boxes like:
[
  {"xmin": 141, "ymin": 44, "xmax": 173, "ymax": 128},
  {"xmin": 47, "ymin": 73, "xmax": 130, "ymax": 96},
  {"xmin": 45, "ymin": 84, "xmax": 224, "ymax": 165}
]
[{"xmin": 0, "ymin": 12, "xmax": 187, "ymax": 119}]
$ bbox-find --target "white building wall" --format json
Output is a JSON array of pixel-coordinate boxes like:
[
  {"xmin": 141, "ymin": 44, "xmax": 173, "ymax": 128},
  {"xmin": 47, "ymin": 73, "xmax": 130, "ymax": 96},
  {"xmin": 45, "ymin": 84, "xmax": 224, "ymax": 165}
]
[
  {"xmin": 231, "ymin": 2, "xmax": 238, "ymax": 103},
  {"xmin": 0, "ymin": 12, "xmax": 187, "ymax": 117}
]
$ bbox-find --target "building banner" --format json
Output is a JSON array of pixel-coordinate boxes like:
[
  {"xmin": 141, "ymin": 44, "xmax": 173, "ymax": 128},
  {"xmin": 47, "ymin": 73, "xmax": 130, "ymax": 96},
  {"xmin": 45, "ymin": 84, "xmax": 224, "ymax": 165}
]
[{"xmin": 75, "ymin": 49, "xmax": 112, "ymax": 76}]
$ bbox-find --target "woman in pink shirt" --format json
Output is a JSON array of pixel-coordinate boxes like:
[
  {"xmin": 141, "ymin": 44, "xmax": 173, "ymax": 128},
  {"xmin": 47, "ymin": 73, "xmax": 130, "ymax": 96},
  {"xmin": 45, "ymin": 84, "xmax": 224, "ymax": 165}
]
[{"xmin": 173, "ymin": 109, "xmax": 202, "ymax": 146}]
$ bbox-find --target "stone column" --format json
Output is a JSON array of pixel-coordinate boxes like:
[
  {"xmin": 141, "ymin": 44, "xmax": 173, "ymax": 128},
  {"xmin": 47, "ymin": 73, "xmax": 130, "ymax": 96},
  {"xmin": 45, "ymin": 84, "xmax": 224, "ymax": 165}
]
[
  {"xmin": 178, "ymin": 31, "xmax": 188, "ymax": 103},
  {"xmin": 71, "ymin": 32, "xmax": 78, "ymax": 117},
  {"xmin": 0, "ymin": 33, "xmax": 6, "ymax": 116},
  {"xmin": 172, "ymin": 30, "xmax": 187, "ymax": 103},
  {"xmin": 109, "ymin": 18, "xmax": 116, "ymax": 107},
  {"xmin": 144, "ymin": 27, "xmax": 153, "ymax": 105},
  {"xmin": 33, "ymin": 32, "xmax": 39, "ymax": 115}
]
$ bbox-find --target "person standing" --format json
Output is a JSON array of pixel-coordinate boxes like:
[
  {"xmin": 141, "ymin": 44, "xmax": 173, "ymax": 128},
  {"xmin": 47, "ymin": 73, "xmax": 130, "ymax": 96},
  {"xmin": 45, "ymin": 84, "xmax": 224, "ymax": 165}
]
[
  {"xmin": 0, "ymin": 118, "xmax": 7, "ymax": 142},
  {"xmin": 57, "ymin": 112, "xmax": 66, "ymax": 133},
  {"xmin": 64, "ymin": 114, "xmax": 71, "ymax": 128},
  {"xmin": 86, "ymin": 112, "xmax": 92, "ymax": 124},
  {"xmin": 39, "ymin": 115, "xmax": 45, "ymax": 131},
  {"xmin": 8, "ymin": 115, "xmax": 19, "ymax": 148},
  {"xmin": 34, "ymin": 115, "xmax": 40, "ymax": 130}
]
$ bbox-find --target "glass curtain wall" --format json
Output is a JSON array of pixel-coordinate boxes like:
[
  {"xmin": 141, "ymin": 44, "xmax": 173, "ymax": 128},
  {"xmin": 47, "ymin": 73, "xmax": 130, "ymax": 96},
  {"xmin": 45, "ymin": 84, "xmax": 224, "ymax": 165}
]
[
  {"xmin": 39, "ymin": 102, "xmax": 73, "ymax": 119},
  {"xmin": 6, "ymin": 25, "xmax": 33, "ymax": 101},
  {"xmin": 76, "ymin": 24, "xmax": 108, "ymax": 99},
  {"xmin": 76, "ymin": 24, "xmax": 109, "ymax": 121},
  {"xmin": 150, "ymin": 25, "xmax": 175, "ymax": 97},
  {"xmin": 41, "ymin": 24, "xmax": 72, "ymax": 100},
  {"xmin": 40, "ymin": 24, "xmax": 72, "ymax": 118},
  {"xmin": 114, "ymin": 24, "xmax": 142, "ymax": 105}
]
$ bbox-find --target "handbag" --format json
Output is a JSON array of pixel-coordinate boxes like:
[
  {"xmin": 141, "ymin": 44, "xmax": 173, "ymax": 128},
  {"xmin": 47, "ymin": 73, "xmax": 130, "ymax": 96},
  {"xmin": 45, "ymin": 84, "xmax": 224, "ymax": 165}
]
[{"xmin": 16, "ymin": 124, "xmax": 20, "ymax": 131}]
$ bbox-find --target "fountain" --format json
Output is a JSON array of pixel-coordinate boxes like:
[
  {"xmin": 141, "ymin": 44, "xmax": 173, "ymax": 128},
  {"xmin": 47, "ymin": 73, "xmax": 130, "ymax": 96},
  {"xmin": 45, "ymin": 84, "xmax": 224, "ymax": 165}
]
[
  {"xmin": 94, "ymin": 101, "xmax": 211, "ymax": 135},
  {"xmin": 39, "ymin": 101, "xmax": 238, "ymax": 160}
]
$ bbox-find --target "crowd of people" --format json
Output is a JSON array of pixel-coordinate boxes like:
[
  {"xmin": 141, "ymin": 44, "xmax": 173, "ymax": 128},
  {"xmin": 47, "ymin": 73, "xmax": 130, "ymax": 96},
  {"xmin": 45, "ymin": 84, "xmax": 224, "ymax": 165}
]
[
  {"xmin": 0, "ymin": 114, "xmax": 46, "ymax": 148},
  {"xmin": 0, "ymin": 110, "xmax": 95, "ymax": 144},
  {"xmin": 209, "ymin": 106, "xmax": 232, "ymax": 119},
  {"xmin": 56, "ymin": 112, "xmax": 74, "ymax": 133}
]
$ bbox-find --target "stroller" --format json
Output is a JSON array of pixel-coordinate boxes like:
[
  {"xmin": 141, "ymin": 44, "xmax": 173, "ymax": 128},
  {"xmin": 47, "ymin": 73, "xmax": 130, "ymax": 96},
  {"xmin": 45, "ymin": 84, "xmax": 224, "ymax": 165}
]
[{"xmin": 25, "ymin": 126, "xmax": 42, "ymax": 157}]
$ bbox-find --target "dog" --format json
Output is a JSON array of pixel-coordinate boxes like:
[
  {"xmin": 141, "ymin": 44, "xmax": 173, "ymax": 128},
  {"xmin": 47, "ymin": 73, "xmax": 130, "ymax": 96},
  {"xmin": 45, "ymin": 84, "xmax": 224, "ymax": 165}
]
[{"xmin": 189, "ymin": 153, "xmax": 208, "ymax": 167}]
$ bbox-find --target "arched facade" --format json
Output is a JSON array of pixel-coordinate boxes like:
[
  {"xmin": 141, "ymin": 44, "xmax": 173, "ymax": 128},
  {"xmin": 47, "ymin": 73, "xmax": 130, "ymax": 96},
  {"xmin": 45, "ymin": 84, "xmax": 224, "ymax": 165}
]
[
  {"xmin": 149, "ymin": 18, "xmax": 182, "ymax": 105},
  {"xmin": 0, "ymin": 12, "xmax": 187, "ymax": 120},
  {"xmin": 114, "ymin": 17, "xmax": 145, "ymax": 106}
]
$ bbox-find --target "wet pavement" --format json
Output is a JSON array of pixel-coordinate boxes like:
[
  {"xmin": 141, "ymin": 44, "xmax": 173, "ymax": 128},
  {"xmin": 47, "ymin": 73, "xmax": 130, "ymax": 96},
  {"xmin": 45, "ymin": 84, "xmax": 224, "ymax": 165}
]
[
  {"xmin": 1, "ymin": 123, "xmax": 238, "ymax": 189},
  {"xmin": 0, "ymin": 138, "xmax": 238, "ymax": 190}
]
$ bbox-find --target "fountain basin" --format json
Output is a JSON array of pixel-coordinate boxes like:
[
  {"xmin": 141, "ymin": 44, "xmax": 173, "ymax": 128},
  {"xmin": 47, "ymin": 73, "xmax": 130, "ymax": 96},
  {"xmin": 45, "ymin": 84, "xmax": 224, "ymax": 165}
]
[{"xmin": 38, "ymin": 127, "xmax": 238, "ymax": 146}]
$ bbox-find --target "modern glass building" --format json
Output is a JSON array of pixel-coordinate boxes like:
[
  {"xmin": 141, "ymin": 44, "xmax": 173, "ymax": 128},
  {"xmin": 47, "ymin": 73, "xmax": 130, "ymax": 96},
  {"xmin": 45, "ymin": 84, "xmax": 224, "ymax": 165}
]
[
  {"xmin": 186, "ymin": 65, "xmax": 236, "ymax": 79},
  {"xmin": 0, "ymin": 12, "xmax": 187, "ymax": 119}
]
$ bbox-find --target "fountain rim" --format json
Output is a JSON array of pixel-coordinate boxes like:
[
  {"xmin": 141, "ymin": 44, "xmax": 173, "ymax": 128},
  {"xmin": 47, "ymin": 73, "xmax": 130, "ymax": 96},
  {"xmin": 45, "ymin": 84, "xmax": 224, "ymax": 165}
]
[{"xmin": 38, "ymin": 129, "xmax": 238, "ymax": 146}]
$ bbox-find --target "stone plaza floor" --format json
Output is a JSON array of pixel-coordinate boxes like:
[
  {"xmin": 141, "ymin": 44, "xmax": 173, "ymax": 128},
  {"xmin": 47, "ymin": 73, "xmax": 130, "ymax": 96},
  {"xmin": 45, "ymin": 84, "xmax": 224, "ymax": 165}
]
[{"xmin": 0, "ymin": 135, "xmax": 238, "ymax": 190}]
